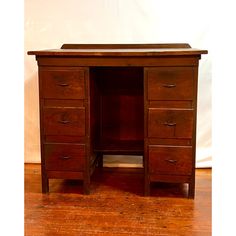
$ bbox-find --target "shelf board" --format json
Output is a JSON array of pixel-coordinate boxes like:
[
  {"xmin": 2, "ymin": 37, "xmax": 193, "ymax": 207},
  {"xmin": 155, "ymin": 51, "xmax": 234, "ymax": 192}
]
[{"xmin": 94, "ymin": 140, "xmax": 144, "ymax": 155}]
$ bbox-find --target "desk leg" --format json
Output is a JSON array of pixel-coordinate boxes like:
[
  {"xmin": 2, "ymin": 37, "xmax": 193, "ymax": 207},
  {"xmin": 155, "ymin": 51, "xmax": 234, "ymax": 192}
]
[
  {"xmin": 83, "ymin": 179, "xmax": 90, "ymax": 195},
  {"xmin": 41, "ymin": 163, "xmax": 49, "ymax": 193},
  {"xmin": 97, "ymin": 152, "xmax": 103, "ymax": 168},
  {"xmin": 188, "ymin": 181, "xmax": 195, "ymax": 199},
  {"xmin": 144, "ymin": 176, "xmax": 150, "ymax": 196},
  {"xmin": 42, "ymin": 175, "xmax": 49, "ymax": 193}
]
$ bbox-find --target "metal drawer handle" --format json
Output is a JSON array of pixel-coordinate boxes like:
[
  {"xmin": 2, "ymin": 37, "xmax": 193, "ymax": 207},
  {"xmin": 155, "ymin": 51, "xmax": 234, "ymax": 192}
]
[
  {"xmin": 163, "ymin": 122, "xmax": 176, "ymax": 127},
  {"xmin": 162, "ymin": 84, "xmax": 176, "ymax": 88},
  {"xmin": 57, "ymin": 83, "xmax": 69, "ymax": 87},
  {"xmin": 165, "ymin": 159, "xmax": 177, "ymax": 164},
  {"xmin": 61, "ymin": 156, "xmax": 70, "ymax": 160},
  {"xmin": 58, "ymin": 120, "xmax": 70, "ymax": 124}
]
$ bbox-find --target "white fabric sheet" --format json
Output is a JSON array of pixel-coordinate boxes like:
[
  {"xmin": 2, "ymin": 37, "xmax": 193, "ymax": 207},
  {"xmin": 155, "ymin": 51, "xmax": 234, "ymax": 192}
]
[{"xmin": 25, "ymin": 0, "xmax": 211, "ymax": 167}]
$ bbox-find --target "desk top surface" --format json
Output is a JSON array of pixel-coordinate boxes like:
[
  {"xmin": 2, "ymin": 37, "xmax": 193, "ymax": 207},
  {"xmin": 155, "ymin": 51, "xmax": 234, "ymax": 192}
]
[
  {"xmin": 28, "ymin": 44, "xmax": 207, "ymax": 57},
  {"xmin": 28, "ymin": 48, "xmax": 208, "ymax": 57}
]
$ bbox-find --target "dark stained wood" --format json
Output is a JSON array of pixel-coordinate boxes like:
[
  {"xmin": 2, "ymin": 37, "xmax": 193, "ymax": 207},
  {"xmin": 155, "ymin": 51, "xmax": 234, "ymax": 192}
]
[
  {"xmin": 47, "ymin": 170, "xmax": 83, "ymax": 179},
  {"xmin": 148, "ymin": 138, "xmax": 192, "ymax": 146},
  {"xmin": 44, "ymin": 143, "xmax": 85, "ymax": 171},
  {"xmin": 28, "ymin": 43, "xmax": 207, "ymax": 197},
  {"xmin": 149, "ymin": 100, "xmax": 193, "ymax": 109},
  {"xmin": 94, "ymin": 140, "xmax": 144, "ymax": 155},
  {"xmin": 25, "ymin": 164, "xmax": 212, "ymax": 236},
  {"xmin": 150, "ymin": 173, "xmax": 191, "ymax": 183},
  {"xmin": 36, "ymin": 56, "xmax": 201, "ymax": 67},
  {"xmin": 37, "ymin": 66, "xmax": 91, "ymax": 193},
  {"xmin": 144, "ymin": 62, "xmax": 200, "ymax": 198},
  {"xmin": 148, "ymin": 145, "xmax": 193, "ymax": 175},
  {"xmin": 43, "ymin": 107, "xmax": 86, "ymax": 136},
  {"xmin": 61, "ymin": 43, "xmax": 192, "ymax": 49},
  {"xmin": 28, "ymin": 48, "xmax": 207, "ymax": 57},
  {"xmin": 43, "ymin": 99, "xmax": 84, "ymax": 107},
  {"xmin": 40, "ymin": 68, "xmax": 85, "ymax": 99},
  {"xmin": 90, "ymin": 67, "xmax": 144, "ymax": 154},
  {"xmin": 146, "ymin": 67, "xmax": 194, "ymax": 101},
  {"xmin": 148, "ymin": 108, "xmax": 194, "ymax": 138}
]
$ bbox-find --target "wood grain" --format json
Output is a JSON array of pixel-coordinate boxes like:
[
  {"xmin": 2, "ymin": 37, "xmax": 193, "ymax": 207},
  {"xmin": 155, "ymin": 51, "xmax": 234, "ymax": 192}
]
[
  {"xmin": 28, "ymin": 44, "xmax": 207, "ymax": 196},
  {"xmin": 61, "ymin": 43, "xmax": 192, "ymax": 49},
  {"xmin": 28, "ymin": 48, "xmax": 208, "ymax": 57},
  {"xmin": 25, "ymin": 164, "xmax": 211, "ymax": 236}
]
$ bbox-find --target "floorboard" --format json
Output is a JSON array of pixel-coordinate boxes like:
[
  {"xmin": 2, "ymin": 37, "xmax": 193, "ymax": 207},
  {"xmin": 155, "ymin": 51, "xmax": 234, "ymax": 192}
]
[{"xmin": 25, "ymin": 164, "xmax": 211, "ymax": 236}]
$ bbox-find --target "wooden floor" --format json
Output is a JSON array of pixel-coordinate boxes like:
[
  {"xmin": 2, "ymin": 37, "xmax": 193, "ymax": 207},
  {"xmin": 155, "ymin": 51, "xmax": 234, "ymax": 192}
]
[{"xmin": 25, "ymin": 164, "xmax": 211, "ymax": 236}]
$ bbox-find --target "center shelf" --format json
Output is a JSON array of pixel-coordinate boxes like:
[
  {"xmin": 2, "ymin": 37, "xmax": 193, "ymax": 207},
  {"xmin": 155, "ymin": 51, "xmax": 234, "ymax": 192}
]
[
  {"xmin": 94, "ymin": 140, "xmax": 144, "ymax": 155},
  {"xmin": 90, "ymin": 67, "xmax": 144, "ymax": 155}
]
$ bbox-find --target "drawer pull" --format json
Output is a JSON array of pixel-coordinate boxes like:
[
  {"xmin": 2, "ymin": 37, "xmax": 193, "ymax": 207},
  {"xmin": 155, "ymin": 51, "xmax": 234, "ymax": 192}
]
[
  {"xmin": 165, "ymin": 159, "xmax": 177, "ymax": 164},
  {"xmin": 58, "ymin": 120, "xmax": 70, "ymax": 124},
  {"xmin": 57, "ymin": 83, "xmax": 69, "ymax": 87},
  {"xmin": 61, "ymin": 156, "xmax": 70, "ymax": 160},
  {"xmin": 163, "ymin": 122, "xmax": 176, "ymax": 127},
  {"xmin": 162, "ymin": 84, "xmax": 176, "ymax": 88}
]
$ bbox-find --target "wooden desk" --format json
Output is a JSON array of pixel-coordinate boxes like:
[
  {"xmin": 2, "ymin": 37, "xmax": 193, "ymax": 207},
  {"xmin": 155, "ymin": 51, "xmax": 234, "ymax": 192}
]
[{"xmin": 28, "ymin": 44, "xmax": 207, "ymax": 198}]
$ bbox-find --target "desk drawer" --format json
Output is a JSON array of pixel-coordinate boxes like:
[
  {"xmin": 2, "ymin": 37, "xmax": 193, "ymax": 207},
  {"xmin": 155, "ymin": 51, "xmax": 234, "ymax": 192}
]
[
  {"xmin": 149, "ymin": 145, "xmax": 192, "ymax": 175},
  {"xmin": 146, "ymin": 67, "xmax": 193, "ymax": 100},
  {"xmin": 43, "ymin": 107, "xmax": 85, "ymax": 136},
  {"xmin": 40, "ymin": 69, "xmax": 85, "ymax": 99},
  {"xmin": 148, "ymin": 108, "xmax": 193, "ymax": 138},
  {"xmin": 44, "ymin": 143, "xmax": 85, "ymax": 171}
]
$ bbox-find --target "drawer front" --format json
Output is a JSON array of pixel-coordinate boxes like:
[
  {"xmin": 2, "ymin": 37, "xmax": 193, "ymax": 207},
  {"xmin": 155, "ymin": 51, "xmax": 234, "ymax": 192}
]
[
  {"xmin": 147, "ymin": 67, "xmax": 193, "ymax": 100},
  {"xmin": 43, "ymin": 107, "xmax": 85, "ymax": 136},
  {"xmin": 44, "ymin": 143, "xmax": 85, "ymax": 171},
  {"xmin": 149, "ymin": 145, "xmax": 192, "ymax": 175},
  {"xmin": 148, "ymin": 108, "xmax": 193, "ymax": 138},
  {"xmin": 40, "ymin": 69, "xmax": 85, "ymax": 99}
]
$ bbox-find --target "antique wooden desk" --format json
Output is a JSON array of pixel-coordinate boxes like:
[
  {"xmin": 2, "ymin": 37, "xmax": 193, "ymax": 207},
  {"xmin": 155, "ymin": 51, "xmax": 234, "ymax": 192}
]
[{"xmin": 28, "ymin": 44, "xmax": 207, "ymax": 198}]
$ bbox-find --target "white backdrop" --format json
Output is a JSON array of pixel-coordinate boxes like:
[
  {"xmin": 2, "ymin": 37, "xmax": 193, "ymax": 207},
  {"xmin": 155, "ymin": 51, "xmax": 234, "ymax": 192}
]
[{"xmin": 24, "ymin": 0, "xmax": 211, "ymax": 167}]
